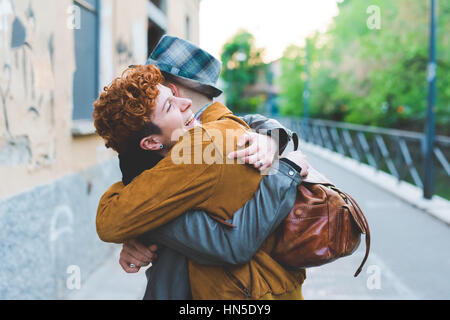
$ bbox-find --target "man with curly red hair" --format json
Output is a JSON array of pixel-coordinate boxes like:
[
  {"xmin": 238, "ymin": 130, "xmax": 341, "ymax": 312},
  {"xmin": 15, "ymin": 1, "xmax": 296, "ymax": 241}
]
[
  {"xmin": 93, "ymin": 64, "xmax": 165, "ymax": 155},
  {"xmin": 94, "ymin": 36, "xmax": 310, "ymax": 300}
]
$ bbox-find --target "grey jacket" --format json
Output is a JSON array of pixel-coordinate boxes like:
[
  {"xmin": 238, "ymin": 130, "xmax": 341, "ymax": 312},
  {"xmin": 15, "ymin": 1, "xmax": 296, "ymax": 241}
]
[{"xmin": 136, "ymin": 115, "xmax": 299, "ymax": 300}]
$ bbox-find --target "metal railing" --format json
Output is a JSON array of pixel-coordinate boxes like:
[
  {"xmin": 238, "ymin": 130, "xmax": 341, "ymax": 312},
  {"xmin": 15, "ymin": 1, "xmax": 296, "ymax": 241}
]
[{"xmin": 277, "ymin": 117, "xmax": 450, "ymax": 200}]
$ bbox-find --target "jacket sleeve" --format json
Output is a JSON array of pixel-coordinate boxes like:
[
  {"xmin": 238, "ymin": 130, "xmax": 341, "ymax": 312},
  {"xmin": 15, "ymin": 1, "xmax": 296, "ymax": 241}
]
[
  {"xmin": 240, "ymin": 114, "xmax": 294, "ymax": 154},
  {"xmin": 138, "ymin": 160, "xmax": 301, "ymax": 266},
  {"xmin": 96, "ymin": 129, "xmax": 221, "ymax": 243}
]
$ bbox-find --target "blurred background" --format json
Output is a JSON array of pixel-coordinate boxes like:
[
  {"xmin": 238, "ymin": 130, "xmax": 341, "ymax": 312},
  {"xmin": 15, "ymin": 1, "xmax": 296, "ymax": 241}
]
[{"xmin": 0, "ymin": 0, "xmax": 448, "ymax": 300}]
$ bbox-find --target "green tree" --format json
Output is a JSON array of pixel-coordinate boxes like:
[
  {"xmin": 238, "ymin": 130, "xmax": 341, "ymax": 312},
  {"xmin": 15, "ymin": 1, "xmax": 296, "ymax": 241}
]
[
  {"xmin": 278, "ymin": 0, "xmax": 450, "ymax": 134},
  {"xmin": 277, "ymin": 45, "xmax": 305, "ymax": 117},
  {"xmin": 220, "ymin": 30, "xmax": 266, "ymax": 113}
]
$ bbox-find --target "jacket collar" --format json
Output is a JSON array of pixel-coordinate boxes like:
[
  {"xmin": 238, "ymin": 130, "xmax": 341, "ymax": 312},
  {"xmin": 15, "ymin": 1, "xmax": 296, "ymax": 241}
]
[{"xmin": 198, "ymin": 102, "xmax": 233, "ymax": 124}]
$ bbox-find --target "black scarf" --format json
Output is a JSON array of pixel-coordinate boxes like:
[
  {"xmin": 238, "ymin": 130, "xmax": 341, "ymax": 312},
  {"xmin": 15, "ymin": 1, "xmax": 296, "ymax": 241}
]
[{"xmin": 119, "ymin": 148, "xmax": 164, "ymax": 186}]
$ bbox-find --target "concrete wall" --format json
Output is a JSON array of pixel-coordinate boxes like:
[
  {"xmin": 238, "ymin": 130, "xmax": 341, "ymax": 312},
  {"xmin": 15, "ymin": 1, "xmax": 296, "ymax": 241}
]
[
  {"xmin": 0, "ymin": 0, "xmax": 147, "ymax": 199},
  {"xmin": 0, "ymin": 0, "xmax": 200, "ymax": 299},
  {"xmin": 0, "ymin": 159, "xmax": 121, "ymax": 299},
  {"xmin": 1, "ymin": 0, "xmax": 75, "ymax": 198}
]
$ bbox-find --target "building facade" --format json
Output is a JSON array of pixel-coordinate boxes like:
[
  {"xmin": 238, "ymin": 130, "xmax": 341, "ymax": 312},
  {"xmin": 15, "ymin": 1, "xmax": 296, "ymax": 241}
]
[{"xmin": 0, "ymin": 0, "xmax": 200, "ymax": 299}]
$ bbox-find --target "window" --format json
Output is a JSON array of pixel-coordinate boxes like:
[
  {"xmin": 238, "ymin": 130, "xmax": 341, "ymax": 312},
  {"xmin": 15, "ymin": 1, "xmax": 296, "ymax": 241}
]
[
  {"xmin": 147, "ymin": 0, "xmax": 167, "ymax": 55},
  {"xmin": 72, "ymin": 0, "xmax": 100, "ymax": 134},
  {"xmin": 150, "ymin": 0, "xmax": 167, "ymax": 13},
  {"xmin": 148, "ymin": 20, "xmax": 165, "ymax": 55}
]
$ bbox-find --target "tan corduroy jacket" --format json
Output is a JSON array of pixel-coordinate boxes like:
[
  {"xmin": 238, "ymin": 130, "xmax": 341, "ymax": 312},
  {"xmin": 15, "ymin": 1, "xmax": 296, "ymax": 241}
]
[{"xmin": 96, "ymin": 102, "xmax": 305, "ymax": 300}]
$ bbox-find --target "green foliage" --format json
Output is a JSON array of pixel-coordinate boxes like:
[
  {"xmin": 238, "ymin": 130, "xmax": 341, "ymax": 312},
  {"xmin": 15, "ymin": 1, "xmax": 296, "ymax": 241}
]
[
  {"xmin": 277, "ymin": 45, "xmax": 305, "ymax": 117},
  {"xmin": 278, "ymin": 0, "xmax": 450, "ymax": 135},
  {"xmin": 220, "ymin": 30, "xmax": 266, "ymax": 113}
]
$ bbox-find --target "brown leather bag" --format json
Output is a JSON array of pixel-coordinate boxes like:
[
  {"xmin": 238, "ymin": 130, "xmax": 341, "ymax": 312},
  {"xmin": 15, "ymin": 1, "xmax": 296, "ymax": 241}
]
[{"xmin": 272, "ymin": 166, "xmax": 371, "ymax": 277}]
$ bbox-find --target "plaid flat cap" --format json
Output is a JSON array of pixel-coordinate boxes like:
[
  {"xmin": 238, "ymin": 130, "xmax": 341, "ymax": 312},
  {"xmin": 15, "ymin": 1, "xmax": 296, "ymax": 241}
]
[{"xmin": 146, "ymin": 35, "xmax": 223, "ymax": 98}]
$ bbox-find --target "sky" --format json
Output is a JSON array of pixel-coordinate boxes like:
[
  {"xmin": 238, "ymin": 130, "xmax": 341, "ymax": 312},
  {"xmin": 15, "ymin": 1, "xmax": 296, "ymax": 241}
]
[{"xmin": 200, "ymin": 0, "xmax": 340, "ymax": 63}]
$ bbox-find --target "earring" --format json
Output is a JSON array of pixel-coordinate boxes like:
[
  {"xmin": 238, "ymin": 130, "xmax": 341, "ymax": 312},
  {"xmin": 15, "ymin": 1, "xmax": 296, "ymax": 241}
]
[{"xmin": 160, "ymin": 144, "xmax": 164, "ymax": 150}]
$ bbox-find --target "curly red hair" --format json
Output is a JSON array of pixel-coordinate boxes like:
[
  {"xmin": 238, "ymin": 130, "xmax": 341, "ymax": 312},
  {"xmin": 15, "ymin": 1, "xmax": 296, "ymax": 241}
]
[{"xmin": 93, "ymin": 64, "xmax": 164, "ymax": 154}]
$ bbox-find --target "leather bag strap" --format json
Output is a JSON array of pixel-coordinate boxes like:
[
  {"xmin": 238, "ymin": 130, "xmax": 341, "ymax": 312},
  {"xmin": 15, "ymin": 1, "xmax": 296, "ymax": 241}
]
[{"xmin": 345, "ymin": 193, "xmax": 371, "ymax": 277}]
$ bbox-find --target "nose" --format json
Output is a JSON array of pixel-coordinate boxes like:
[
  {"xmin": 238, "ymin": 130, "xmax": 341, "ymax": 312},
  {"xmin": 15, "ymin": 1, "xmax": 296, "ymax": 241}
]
[{"xmin": 179, "ymin": 99, "xmax": 192, "ymax": 113}]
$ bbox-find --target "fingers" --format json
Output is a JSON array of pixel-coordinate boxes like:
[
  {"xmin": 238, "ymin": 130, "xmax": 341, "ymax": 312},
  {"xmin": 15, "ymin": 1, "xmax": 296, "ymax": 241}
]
[
  {"xmin": 227, "ymin": 133, "xmax": 278, "ymax": 172},
  {"xmin": 243, "ymin": 155, "xmax": 273, "ymax": 171},
  {"xmin": 121, "ymin": 248, "xmax": 157, "ymax": 269},
  {"xmin": 301, "ymin": 167, "xmax": 309, "ymax": 178},
  {"xmin": 120, "ymin": 241, "xmax": 158, "ymax": 272},
  {"xmin": 233, "ymin": 152, "xmax": 273, "ymax": 170},
  {"xmin": 245, "ymin": 153, "xmax": 259, "ymax": 165},
  {"xmin": 243, "ymin": 154, "xmax": 264, "ymax": 167},
  {"xmin": 237, "ymin": 133, "xmax": 252, "ymax": 148},
  {"xmin": 228, "ymin": 143, "xmax": 258, "ymax": 160},
  {"xmin": 130, "ymin": 240, "xmax": 157, "ymax": 262},
  {"xmin": 119, "ymin": 256, "xmax": 140, "ymax": 273},
  {"xmin": 120, "ymin": 248, "xmax": 146, "ymax": 267},
  {"xmin": 228, "ymin": 132, "xmax": 260, "ymax": 159},
  {"xmin": 259, "ymin": 160, "xmax": 273, "ymax": 172},
  {"xmin": 281, "ymin": 150, "xmax": 312, "ymax": 177},
  {"xmin": 300, "ymin": 154, "xmax": 310, "ymax": 177}
]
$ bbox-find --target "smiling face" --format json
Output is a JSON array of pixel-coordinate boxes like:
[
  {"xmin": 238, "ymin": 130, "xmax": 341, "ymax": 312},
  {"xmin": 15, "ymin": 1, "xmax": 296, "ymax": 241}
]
[{"xmin": 142, "ymin": 84, "xmax": 199, "ymax": 152}]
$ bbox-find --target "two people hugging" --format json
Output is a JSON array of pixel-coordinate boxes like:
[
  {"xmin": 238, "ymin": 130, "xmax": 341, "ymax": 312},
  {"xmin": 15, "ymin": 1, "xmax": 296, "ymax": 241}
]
[{"xmin": 93, "ymin": 36, "xmax": 311, "ymax": 300}]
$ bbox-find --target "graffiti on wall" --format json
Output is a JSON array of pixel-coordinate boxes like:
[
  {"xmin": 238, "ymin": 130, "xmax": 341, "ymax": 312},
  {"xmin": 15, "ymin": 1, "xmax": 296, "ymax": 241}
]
[
  {"xmin": 116, "ymin": 38, "xmax": 134, "ymax": 66},
  {"xmin": 116, "ymin": 20, "xmax": 148, "ymax": 69},
  {"xmin": 0, "ymin": 0, "xmax": 56, "ymax": 169}
]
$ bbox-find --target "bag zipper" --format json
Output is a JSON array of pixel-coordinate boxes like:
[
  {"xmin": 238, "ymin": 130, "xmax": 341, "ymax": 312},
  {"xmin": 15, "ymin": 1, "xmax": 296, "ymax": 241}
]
[{"xmin": 225, "ymin": 270, "xmax": 251, "ymax": 298}]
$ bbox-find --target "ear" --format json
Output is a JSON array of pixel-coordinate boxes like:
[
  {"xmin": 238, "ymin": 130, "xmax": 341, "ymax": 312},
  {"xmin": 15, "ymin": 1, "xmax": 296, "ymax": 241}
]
[
  {"xmin": 140, "ymin": 135, "xmax": 162, "ymax": 151},
  {"xmin": 167, "ymin": 83, "xmax": 181, "ymax": 97}
]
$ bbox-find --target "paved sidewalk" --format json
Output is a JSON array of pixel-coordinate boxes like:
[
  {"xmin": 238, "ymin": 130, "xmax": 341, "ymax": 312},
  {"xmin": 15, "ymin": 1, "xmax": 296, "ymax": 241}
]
[
  {"xmin": 301, "ymin": 150, "xmax": 450, "ymax": 299},
  {"xmin": 66, "ymin": 246, "xmax": 148, "ymax": 300}
]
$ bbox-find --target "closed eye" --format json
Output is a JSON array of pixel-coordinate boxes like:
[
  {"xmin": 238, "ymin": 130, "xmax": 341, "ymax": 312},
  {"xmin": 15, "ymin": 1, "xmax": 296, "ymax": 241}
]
[{"xmin": 167, "ymin": 103, "xmax": 172, "ymax": 113}]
